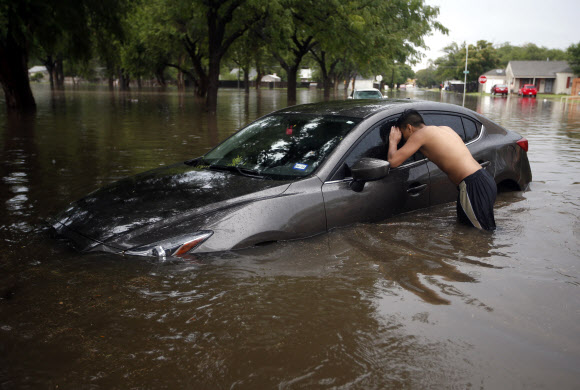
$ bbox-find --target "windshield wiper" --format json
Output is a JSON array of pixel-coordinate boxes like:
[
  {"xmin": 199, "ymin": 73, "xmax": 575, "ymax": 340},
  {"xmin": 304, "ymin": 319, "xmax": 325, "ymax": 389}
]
[{"xmin": 208, "ymin": 164, "xmax": 270, "ymax": 179}]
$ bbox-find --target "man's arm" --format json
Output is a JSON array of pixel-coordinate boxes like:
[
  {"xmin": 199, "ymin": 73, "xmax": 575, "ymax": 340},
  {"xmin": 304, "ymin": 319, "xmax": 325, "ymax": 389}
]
[{"xmin": 388, "ymin": 126, "xmax": 423, "ymax": 168}]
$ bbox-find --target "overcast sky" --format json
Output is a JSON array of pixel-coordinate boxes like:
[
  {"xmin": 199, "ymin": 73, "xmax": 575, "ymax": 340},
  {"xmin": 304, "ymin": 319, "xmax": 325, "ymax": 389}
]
[{"xmin": 412, "ymin": 0, "xmax": 579, "ymax": 71}]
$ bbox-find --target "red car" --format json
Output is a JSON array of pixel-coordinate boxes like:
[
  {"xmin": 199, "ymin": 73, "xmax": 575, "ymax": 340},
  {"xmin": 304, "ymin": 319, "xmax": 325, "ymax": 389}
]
[
  {"xmin": 490, "ymin": 84, "xmax": 508, "ymax": 96},
  {"xmin": 519, "ymin": 84, "xmax": 537, "ymax": 97}
]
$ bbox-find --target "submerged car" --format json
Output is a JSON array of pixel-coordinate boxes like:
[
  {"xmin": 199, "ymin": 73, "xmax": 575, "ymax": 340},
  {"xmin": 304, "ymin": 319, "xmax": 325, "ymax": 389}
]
[
  {"xmin": 519, "ymin": 84, "xmax": 537, "ymax": 97},
  {"xmin": 349, "ymin": 88, "xmax": 385, "ymax": 99},
  {"xmin": 51, "ymin": 100, "xmax": 531, "ymax": 258}
]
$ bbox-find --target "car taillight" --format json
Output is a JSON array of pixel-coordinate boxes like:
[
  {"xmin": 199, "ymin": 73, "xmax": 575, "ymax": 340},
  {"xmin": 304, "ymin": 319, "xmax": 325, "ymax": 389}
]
[{"xmin": 516, "ymin": 138, "xmax": 528, "ymax": 152}]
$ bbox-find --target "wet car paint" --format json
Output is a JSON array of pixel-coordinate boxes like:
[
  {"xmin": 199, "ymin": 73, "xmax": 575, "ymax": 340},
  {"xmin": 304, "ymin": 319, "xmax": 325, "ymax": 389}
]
[{"xmin": 51, "ymin": 100, "xmax": 532, "ymax": 256}]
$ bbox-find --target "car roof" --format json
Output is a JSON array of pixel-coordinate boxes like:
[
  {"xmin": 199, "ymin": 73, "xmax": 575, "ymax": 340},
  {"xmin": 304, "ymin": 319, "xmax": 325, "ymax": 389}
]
[
  {"xmin": 274, "ymin": 99, "xmax": 474, "ymax": 119},
  {"xmin": 353, "ymin": 88, "xmax": 381, "ymax": 92}
]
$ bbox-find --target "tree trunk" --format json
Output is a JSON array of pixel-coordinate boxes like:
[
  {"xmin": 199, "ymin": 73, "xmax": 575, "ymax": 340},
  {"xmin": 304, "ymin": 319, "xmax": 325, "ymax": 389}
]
[
  {"xmin": 54, "ymin": 57, "xmax": 65, "ymax": 90},
  {"xmin": 176, "ymin": 54, "xmax": 185, "ymax": 92},
  {"xmin": 205, "ymin": 56, "xmax": 221, "ymax": 113},
  {"xmin": 286, "ymin": 66, "xmax": 298, "ymax": 105},
  {"xmin": 242, "ymin": 66, "xmax": 250, "ymax": 94},
  {"xmin": 43, "ymin": 56, "xmax": 55, "ymax": 89},
  {"xmin": 119, "ymin": 69, "xmax": 130, "ymax": 90},
  {"xmin": 155, "ymin": 67, "xmax": 166, "ymax": 88},
  {"xmin": 255, "ymin": 67, "xmax": 263, "ymax": 90},
  {"xmin": 0, "ymin": 35, "xmax": 36, "ymax": 112}
]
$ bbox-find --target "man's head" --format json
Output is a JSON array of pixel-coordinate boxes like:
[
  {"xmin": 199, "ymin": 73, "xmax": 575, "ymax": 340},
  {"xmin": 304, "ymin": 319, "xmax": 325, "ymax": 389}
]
[{"xmin": 396, "ymin": 109, "xmax": 425, "ymax": 139}]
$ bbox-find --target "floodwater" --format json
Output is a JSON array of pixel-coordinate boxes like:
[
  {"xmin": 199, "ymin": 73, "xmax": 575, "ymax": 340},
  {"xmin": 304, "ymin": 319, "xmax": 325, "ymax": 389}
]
[{"xmin": 1, "ymin": 85, "xmax": 579, "ymax": 389}]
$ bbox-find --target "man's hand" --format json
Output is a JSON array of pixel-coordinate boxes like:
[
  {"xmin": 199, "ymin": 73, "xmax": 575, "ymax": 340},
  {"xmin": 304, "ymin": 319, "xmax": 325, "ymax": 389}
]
[{"xmin": 389, "ymin": 126, "xmax": 402, "ymax": 145}]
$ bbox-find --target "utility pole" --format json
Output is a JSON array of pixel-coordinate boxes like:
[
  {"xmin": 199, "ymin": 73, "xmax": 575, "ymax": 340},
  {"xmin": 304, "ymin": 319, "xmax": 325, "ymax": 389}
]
[{"xmin": 463, "ymin": 42, "xmax": 469, "ymax": 107}]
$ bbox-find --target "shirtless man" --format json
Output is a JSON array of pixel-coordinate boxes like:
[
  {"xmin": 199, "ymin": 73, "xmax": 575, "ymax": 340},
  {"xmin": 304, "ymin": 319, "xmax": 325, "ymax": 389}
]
[{"xmin": 388, "ymin": 109, "xmax": 496, "ymax": 230}]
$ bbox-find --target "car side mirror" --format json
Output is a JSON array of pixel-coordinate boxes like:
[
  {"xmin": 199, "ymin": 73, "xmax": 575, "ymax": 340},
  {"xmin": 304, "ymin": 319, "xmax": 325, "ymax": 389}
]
[{"xmin": 350, "ymin": 158, "xmax": 390, "ymax": 192}]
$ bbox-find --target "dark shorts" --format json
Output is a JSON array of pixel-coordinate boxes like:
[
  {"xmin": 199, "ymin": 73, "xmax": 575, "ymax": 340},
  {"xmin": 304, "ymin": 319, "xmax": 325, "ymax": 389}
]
[{"xmin": 457, "ymin": 169, "xmax": 497, "ymax": 230}]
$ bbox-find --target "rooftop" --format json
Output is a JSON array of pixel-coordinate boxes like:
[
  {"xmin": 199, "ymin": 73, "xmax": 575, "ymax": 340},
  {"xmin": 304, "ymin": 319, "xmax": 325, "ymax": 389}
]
[{"xmin": 507, "ymin": 61, "xmax": 573, "ymax": 77}]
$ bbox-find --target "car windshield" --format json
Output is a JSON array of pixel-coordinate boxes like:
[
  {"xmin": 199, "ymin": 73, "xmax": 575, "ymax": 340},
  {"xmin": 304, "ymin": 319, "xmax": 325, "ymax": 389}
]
[
  {"xmin": 353, "ymin": 91, "xmax": 382, "ymax": 99},
  {"xmin": 497, "ymin": 85, "xmax": 507, "ymax": 88},
  {"xmin": 202, "ymin": 114, "xmax": 361, "ymax": 179},
  {"xmin": 525, "ymin": 85, "xmax": 535, "ymax": 88}
]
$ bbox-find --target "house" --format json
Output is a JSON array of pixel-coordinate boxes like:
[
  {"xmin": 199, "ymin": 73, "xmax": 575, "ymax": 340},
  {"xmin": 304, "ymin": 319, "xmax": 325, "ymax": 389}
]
[
  {"xmin": 261, "ymin": 73, "xmax": 281, "ymax": 82},
  {"xmin": 299, "ymin": 68, "xmax": 313, "ymax": 82},
  {"xmin": 506, "ymin": 61, "xmax": 576, "ymax": 94},
  {"xmin": 28, "ymin": 65, "xmax": 49, "ymax": 78},
  {"xmin": 481, "ymin": 69, "xmax": 507, "ymax": 93}
]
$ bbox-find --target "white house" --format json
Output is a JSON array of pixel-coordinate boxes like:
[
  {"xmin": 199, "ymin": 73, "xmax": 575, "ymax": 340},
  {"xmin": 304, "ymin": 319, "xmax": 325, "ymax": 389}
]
[
  {"xmin": 299, "ymin": 68, "xmax": 313, "ymax": 82},
  {"xmin": 506, "ymin": 61, "xmax": 576, "ymax": 94},
  {"xmin": 261, "ymin": 73, "xmax": 281, "ymax": 82},
  {"xmin": 28, "ymin": 65, "xmax": 49, "ymax": 77},
  {"xmin": 481, "ymin": 69, "xmax": 507, "ymax": 93}
]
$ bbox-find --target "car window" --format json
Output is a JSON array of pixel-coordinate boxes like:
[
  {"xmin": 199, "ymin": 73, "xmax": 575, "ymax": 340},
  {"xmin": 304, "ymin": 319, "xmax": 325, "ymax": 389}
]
[
  {"xmin": 461, "ymin": 117, "xmax": 480, "ymax": 142},
  {"xmin": 422, "ymin": 113, "xmax": 466, "ymax": 141},
  {"xmin": 354, "ymin": 91, "xmax": 382, "ymax": 99},
  {"xmin": 330, "ymin": 118, "xmax": 416, "ymax": 180},
  {"xmin": 203, "ymin": 114, "xmax": 361, "ymax": 179}
]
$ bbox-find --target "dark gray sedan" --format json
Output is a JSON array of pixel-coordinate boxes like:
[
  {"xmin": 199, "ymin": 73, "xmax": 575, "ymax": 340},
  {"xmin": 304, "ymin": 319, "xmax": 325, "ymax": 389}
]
[{"xmin": 51, "ymin": 100, "xmax": 532, "ymax": 258}]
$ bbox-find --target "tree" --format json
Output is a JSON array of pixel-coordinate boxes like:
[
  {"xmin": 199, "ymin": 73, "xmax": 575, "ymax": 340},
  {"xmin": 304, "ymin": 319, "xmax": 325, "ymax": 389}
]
[
  {"xmin": 415, "ymin": 64, "xmax": 438, "ymax": 88},
  {"xmin": 387, "ymin": 63, "xmax": 415, "ymax": 88},
  {"xmin": 258, "ymin": 1, "xmax": 317, "ymax": 104},
  {"xmin": 186, "ymin": 0, "xmax": 268, "ymax": 112},
  {"xmin": 567, "ymin": 42, "xmax": 580, "ymax": 75},
  {"xmin": 496, "ymin": 42, "xmax": 567, "ymax": 67},
  {"xmin": 434, "ymin": 41, "xmax": 499, "ymax": 83},
  {"xmin": 262, "ymin": 0, "xmax": 446, "ymax": 102},
  {"xmin": 0, "ymin": 0, "xmax": 128, "ymax": 111}
]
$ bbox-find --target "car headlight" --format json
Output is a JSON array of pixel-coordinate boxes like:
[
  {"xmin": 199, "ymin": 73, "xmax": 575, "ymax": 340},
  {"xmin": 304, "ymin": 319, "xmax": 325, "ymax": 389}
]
[{"xmin": 124, "ymin": 231, "xmax": 213, "ymax": 258}]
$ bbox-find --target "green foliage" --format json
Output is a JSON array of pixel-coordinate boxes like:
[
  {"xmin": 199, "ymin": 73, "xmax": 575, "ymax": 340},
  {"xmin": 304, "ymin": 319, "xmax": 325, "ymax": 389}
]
[
  {"xmin": 228, "ymin": 155, "xmax": 243, "ymax": 166},
  {"xmin": 30, "ymin": 72, "xmax": 44, "ymax": 82},
  {"xmin": 567, "ymin": 42, "xmax": 580, "ymax": 75},
  {"xmin": 415, "ymin": 65, "xmax": 438, "ymax": 87},
  {"xmin": 434, "ymin": 41, "xmax": 499, "ymax": 82},
  {"xmin": 258, "ymin": 0, "xmax": 445, "ymax": 96},
  {"xmin": 497, "ymin": 42, "xmax": 567, "ymax": 66},
  {"xmin": 429, "ymin": 41, "xmax": 572, "ymax": 83}
]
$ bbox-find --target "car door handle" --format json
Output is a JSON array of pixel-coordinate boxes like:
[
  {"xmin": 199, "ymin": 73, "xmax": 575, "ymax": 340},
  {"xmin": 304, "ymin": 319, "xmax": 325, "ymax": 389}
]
[
  {"xmin": 407, "ymin": 183, "xmax": 428, "ymax": 195},
  {"xmin": 479, "ymin": 161, "xmax": 490, "ymax": 168}
]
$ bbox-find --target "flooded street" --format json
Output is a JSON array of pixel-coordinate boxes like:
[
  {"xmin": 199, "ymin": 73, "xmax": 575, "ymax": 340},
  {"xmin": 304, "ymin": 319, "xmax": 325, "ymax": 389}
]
[{"xmin": 1, "ymin": 85, "xmax": 579, "ymax": 388}]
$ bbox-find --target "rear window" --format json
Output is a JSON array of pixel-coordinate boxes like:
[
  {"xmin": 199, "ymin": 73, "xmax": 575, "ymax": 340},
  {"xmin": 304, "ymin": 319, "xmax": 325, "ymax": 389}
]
[
  {"xmin": 353, "ymin": 91, "xmax": 382, "ymax": 99},
  {"xmin": 423, "ymin": 113, "xmax": 465, "ymax": 141},
  {"xmin": 461, "ymin": 117, "xmax": 480, "ymax": 142},
  {"xmin": 422, "ymin": 113, "xmax": 481, "ymax": 143}
]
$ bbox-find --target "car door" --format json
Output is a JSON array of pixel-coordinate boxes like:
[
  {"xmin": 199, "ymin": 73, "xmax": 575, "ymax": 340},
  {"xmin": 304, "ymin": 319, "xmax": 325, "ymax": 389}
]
[
  {"xmin": 421, "ymin": 112, "xmax": 486, "ymax": 206},
  {"xmin": 322, "ymin": 118, "xmax": 430, "ymax": 230}
]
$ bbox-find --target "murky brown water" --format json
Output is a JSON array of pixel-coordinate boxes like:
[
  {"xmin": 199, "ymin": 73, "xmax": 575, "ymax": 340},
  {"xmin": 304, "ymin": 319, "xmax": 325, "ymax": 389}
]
[{"xmin": 1, "ymin": 85, "xmax": 579, "ymax": 389}]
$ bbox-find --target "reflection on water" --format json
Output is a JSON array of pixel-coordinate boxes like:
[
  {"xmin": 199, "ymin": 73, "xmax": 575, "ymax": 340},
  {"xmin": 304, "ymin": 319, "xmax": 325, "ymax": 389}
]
[{"xmin": 1, "ymin": 86, "xmax": 580, "ymax": 388}]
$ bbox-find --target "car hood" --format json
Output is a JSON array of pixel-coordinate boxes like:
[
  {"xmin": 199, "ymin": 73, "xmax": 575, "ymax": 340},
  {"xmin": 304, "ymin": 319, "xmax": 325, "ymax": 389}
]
[{"xmin": 51, "ymin": 162, "xmax": 292, "ymax": 251}]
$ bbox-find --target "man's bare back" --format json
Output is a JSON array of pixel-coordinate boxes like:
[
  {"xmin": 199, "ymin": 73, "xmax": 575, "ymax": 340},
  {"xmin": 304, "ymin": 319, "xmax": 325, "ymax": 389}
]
[{"xmin": 388, "ymin": 124, "xmax": 481, "ymax": 185}]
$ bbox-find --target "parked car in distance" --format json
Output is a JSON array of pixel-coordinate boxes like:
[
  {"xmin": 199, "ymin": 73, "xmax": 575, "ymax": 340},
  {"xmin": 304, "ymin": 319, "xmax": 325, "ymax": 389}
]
[
  {"xmin": 490, "ymin": 84, "xmax": 508, "ymax": 96},
  {"xmin": 349, "ymin": 88, "xmax": 385, "ymax": 99},
  {"xmin": 518, "ymin": 84, "xmax": 537, "ymax": 97},
  {"xmin": 51, "ymin": 100, "xmax": 532, "ymax": 258}
]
